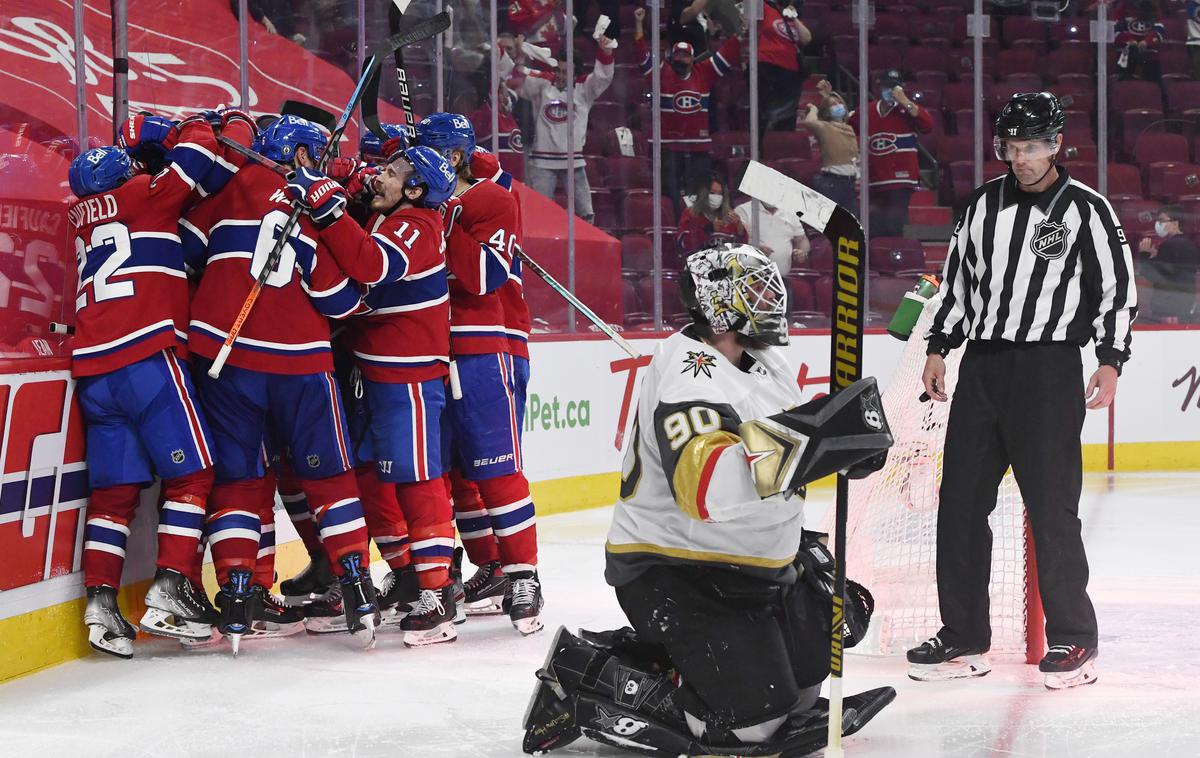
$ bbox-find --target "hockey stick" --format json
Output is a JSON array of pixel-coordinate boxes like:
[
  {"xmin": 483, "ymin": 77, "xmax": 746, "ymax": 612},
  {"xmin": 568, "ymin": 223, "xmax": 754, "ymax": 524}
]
[
  {"xmin": 207, "ymin": 11, "xmax": 451, "ymax": 378},
  {"xmin": 217, "ymin": 135, "xmax": 289, "ymax": 176},
  {"xmin": 361, "ymin": 0, "xmax": 420, "ymax": 144},
  {"xmin": 515, "ymin": 246, "xmax": 640, "ymax": 359},
  {"xmin": 280, "ymin": 100, "xmax": 338, "ymax": 132},
  {"xmin": 738, "ymin": 161, "xmax": 866, "ymax": 756}
]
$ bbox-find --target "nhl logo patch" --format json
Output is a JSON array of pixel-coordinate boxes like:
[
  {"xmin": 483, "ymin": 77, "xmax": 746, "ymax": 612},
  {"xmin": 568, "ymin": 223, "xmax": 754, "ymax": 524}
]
[
  {"xmin": 1030, "ymin": 220, "xmax": 1068, "ymax": 260},
  {"xmin": 171, "ymin": 449, "xmax": 185, "ymax": 464},
  {"xmin": 307, "ymin": 454, "xmax": 321, "ymax": 468}
]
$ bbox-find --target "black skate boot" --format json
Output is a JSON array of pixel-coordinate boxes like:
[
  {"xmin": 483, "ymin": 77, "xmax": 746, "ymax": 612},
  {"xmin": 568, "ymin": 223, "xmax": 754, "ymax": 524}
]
[
  {"xmin": 400, "ymin": 583, "xmax": 458, "ymax": 647},
  {"xmin": 506, "ymin": 570, "xmax": 544, "ymax": 635},
  {"xmin": 450, "ymin": 546, "xmax": 466, "ymax": 624},
  {"xmin": 463, "ymin": 560, "xmax": 508, "ymax": 616},
  {"xmin": 246, "ymin": 586, "xmax": 305, "ymax": 638},
  {"xmin": 179, "ymin": 588, "xmax": 223, "ymax": 650},
  {"xmin": 1040, "ymin": 645, "xmax": 1098, "ymax": 690},
  {"xmin": 377, "ymin": 565, "xmax": 420, "ymax": 626},
  {"xmin": 906, "ymin": 635, "xmax": 990, "ymax": 681},
  {"xmin": 140, "ymin": 568, "xmax": 215, "ymax": 640},
  {"xmin": 279, "ymin": 554, "xmax": 336, "ymax": 606},
  {"xmin": 216, "ymin": 568, "xmax": 258, "ymax": 656},
  {"xmin": 302, "ymin": 584, "xmax": 348, "ymax": 634},
  {"xmin": 338, "ymin": 553, "xmax": 380, "ymax": 648},
  {"xmin": 84, "ymin": 585, "xmax": 136, "ymax": 659}
]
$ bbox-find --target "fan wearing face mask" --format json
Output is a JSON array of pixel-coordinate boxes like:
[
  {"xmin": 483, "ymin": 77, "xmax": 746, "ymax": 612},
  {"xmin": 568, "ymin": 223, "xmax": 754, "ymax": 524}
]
[
  {"xmin": 676, "ymin": 173, "xmax": 749, "ymax": 257},
  {"xmin": 1137, "ymin": 204, "xmax": 1200, "ymax": 322},
  {"xmin": 799, "ymin": 78, "xmax": 859, "ymax": 214}
]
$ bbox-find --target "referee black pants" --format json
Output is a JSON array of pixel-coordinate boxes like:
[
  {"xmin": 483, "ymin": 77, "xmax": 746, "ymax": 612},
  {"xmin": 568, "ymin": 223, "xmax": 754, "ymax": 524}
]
[{"xmin": 936, "ymin": 341, "xmax": 1098, "ymax": 650}]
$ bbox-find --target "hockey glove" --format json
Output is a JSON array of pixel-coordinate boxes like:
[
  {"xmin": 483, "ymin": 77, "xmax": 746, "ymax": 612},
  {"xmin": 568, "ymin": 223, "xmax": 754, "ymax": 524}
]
[
  {"xmin": 327, "ymin": 156, "xmax": 359, "ymax": 182},
  {"xmin": 345, "ymin": 165, "xmax": 380, "ymax": 202},
  {"xmin": 737, "ymin": 377, "xmax": 893, "ymax": 498},
  {"xmin": 219, "ymin": 107, "xmax": 257, "ymax": 134},
  {"xmin": 285, "ymin": 167, "xmax": 347, "ymax": 226},
  {"xmin": 118, "ymin": 114, "xmax": 178, "ymax": 156}
]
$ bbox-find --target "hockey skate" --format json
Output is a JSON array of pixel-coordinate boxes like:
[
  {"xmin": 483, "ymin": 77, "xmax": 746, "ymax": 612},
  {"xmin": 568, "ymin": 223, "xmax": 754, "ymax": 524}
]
[
  {"xmin": 338, "ymin": 552, "xmax": 380, "ymax": 648},
  {"xmin": 179, "ymin": 587, "xmax": 223, "ymax": 650},
  {"xmin": 244, "ymin": 586, "xmax": 305, "ymax": 639},
  {"xmin": 139, "ymin": 568, "xmax": 215, "ymax": 640},
  {"xmin": 302, "ymin": 584, "xmax": 349, "ymax": 634},
  {"xmin": 377, "ymin": 566, "xmax": 421, "ymax": 626},
  {"xmin": 506, "ymin": 570, "xmax": 544, "ymax": 635},
  {"xmin": 450, "ymin": 546, "xmax": 467, "ymax": 623},
  {"xmin": 279, "ymin": 555, "xmax": 337, "ymax": 606},
  {"xmin": 400, "ymin": 584, "xmax": 459, "ymax": 647},
  {"xmin": 216, "ymin": 569, "xmax": 258, "ymax": 656},
  {"xmin": 1040, "ymin": 645, "xmax": 1098, "ymax": 690},
  {"xmin": 462, "ymin": 560, "xmax": 508, "ymax": 616},
  {"xmin": 84, "ymin": 585, "xmax": 136, "ymax": 660},
  {"xmin": 907, "ymin": 635, "xmax": 991, "ymax": 681}
]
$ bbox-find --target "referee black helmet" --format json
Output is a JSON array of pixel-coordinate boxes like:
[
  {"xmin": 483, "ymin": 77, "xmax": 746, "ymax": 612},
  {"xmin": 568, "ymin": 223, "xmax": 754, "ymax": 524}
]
[{"xmin": 995, "ymin": 92, "xmax": 1066, "ymax": 140}]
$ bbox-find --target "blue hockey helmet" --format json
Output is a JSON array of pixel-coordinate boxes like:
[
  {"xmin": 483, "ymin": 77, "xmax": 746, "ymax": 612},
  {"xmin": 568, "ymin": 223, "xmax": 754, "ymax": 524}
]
[
  {"xmin": 259, "ymin": 115, "xmax": 328, "ymax": 163},
  {"xmin": 414, "ymin": 112, "xmax": 476, "ymax": 163},
  {"xmin": 397, "ymin": 146, "xmax": 457, "ymax": 207},
  {"xmin": 360, "ymin": 123, "xmax": 407, "ymax": 162},
  {"xmin": 68, "ymin": 146, "xmax": 136, "ymax": 197}
]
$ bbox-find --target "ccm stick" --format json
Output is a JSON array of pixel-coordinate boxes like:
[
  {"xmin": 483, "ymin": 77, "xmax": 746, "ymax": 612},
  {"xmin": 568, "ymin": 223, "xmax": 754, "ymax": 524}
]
[
  {"xmin": 207, "ymin": 11, "xmax": 450, "ymax": 378},
  {"xmin": 738, "ymin": 161, "xmax": 867, "ymax": 756}
]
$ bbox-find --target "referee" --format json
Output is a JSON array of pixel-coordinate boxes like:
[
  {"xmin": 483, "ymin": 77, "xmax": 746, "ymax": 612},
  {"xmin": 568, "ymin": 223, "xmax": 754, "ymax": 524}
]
[{"xmin": 906, "ymin": 92, "xmax": 1137, "ymax": 690}]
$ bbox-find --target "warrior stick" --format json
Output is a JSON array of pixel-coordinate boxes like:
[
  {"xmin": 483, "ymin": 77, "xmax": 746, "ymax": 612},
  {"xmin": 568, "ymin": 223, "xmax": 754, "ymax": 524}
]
[
  {"xmin": 738, "ymin": 161, "xmax": 867, "ymax": 755},
  {"xmin": 207, "ymin": 11, "xmax": 451, "ymax": 378}
]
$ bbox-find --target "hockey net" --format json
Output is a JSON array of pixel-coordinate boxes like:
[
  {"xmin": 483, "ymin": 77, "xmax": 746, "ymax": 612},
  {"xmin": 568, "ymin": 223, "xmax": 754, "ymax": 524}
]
[{"xmin": 828, "ymin": 298, "xmax": 1044, "ymax": 662}]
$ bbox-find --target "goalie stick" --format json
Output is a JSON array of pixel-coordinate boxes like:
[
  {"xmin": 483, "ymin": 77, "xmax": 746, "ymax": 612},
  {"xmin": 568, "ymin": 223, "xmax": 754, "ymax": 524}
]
[
  {"xmin": 207, "ymin": 10, "xmax": 451, "ymax": 378},
  {"xmin": 738, "ymin": 161, "xmax": 867, "ymax": 756}
]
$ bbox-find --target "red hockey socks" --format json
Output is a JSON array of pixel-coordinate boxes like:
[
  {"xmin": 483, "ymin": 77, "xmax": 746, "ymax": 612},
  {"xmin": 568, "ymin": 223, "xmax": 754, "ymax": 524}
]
[
  {"xmin": 302, "ymin": 470, "xmax": 369, "ymax": 576},
  {"xmin": 277, "ymin": 463, "xmax": 323, "ymax": 558},
  {"xmin": 254, "ymin": 470, "xmax": 278, "ymax": 589},
  {"xmin": 449, "ymin": 469, "xmax": 500, "ymax": 566},
  {"xmin": 396, "ymin": 478, "xmax": 454, "ymax": 589},
  {"xmin": 475, "ymin": 471, "xmax": 538, "ymax": 574},
  {"xmin": 206, "ymin": 479, "xmax": 265, "ymax": 586},
  {"xmin": 357, "ymin": 465, "xmax": 411, "ymax": 571},
  {"xmin": 83, "ymin": 484, "xmax": 141, "ymax": 588},
  {"xmin": 157, "ymin": 468, "xmax": 213, "ymax": 580}
]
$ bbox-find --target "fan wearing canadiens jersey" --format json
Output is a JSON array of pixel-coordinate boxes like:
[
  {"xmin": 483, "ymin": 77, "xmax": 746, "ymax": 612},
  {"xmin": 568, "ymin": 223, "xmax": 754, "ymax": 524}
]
[
  {"xmin": 302, "ymin": 144, "xmax": 463, "ymax": 647},
  {"xmin": 415, "ymin": 113, "xmax": 544, "ymax": 635},
  {"xmin": 180, "ymin": 115, "xmax": 378, "ymax": 651},
  {"xmin": 68, "ymin": 115, "xmax": 232, "ymax": 660}
]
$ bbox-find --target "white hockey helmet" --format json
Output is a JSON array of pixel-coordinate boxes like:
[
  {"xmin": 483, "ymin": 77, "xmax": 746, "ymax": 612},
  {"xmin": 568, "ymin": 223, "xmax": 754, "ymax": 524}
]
[{"xmin": 682, "ymin": 243, "xmax": 789, "ymax": 346}]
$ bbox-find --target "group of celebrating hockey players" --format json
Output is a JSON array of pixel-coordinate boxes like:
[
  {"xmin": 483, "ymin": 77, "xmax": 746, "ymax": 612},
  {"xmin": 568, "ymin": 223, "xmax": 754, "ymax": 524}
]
[{"xmin": 68, "ymin": 105, "xmax": 542, "ymax": 657}]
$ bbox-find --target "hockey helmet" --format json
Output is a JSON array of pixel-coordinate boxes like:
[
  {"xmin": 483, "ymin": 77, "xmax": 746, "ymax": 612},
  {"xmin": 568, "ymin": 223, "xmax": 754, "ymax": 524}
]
[
  {"xmin": 259, "ymin": 114, "xmax": 328, "ymax": 164},
  {"xmin": 360, "ymin": 123, "xmax": 408, "ymax": 163},
  {"xmin": 681, "ymin": 243, "xmax": 789, "ymax": 347},
  {"xmin": 993, "ymin": 92, "xmax": 1065, "ymax": 162},
  {"xmin": 394, "ymin": 146, "xmax": 458, "ymax": 207},
  {"xmin": 69, "ymin": 146, "xmax": 137, "ymax": 198},
  {"xmin": 415, "ymin": 112, "xmax": 476, "ymax": 163}
]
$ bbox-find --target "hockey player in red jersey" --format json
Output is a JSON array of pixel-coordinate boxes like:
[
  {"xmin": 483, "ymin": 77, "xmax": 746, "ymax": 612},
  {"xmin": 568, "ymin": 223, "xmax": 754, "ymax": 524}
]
[
  {"xmin": 416, "ymin": 113, "xmax": 544, "ymax": 635},
  {"xmin": 69, "ymin": 114, "xmax": 231, "ymax": 659},
  {"xmin": 293, "ymin": 143, "xmax": 463, "ymax": 646},
  {"xmin": 181, "ymin": 115, "xmax": 378, "ymax": 652}
]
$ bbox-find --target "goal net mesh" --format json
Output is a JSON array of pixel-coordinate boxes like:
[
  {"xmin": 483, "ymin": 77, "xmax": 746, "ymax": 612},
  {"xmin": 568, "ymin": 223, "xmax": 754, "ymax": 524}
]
[{"xmin": 827, "ymin": 297, "xmax": 1033, "ymax": 657}]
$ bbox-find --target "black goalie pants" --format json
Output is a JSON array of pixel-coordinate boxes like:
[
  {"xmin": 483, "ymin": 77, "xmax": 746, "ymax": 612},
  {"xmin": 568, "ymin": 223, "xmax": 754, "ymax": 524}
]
[{"xmin": 936, "ymin": 341, "xmax": 1098, "ymax": 650}]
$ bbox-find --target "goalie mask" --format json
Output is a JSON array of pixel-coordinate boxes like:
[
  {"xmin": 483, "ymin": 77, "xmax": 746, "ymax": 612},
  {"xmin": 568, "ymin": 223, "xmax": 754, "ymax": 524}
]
[{"xmin": 682, "ymin": 244, "xmax": 789, "ymax": 347}]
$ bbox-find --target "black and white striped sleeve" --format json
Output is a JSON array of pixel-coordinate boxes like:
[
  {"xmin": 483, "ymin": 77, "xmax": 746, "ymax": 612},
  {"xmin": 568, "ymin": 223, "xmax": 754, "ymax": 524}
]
[
  {"xmin": 926, "ymin": 202, "xmax": 975, "ymax": 354},
  {"xmin": 1082, "ymin": 194, "xmax": 1138, "ymax": 365}
]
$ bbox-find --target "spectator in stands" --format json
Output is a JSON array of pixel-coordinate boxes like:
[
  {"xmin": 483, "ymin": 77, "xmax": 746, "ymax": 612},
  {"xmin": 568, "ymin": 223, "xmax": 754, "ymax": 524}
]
[
  {"xmin": 733, "ymin": 199, "xmax": 811, "ymax": 275},
  {"xmin": 634, "ymin": 7, "xmax": 741, "ymax": 216},
  {"xmin": 507, "ymin": 0, "xmax": 566, "ymax": 51},
  {"xmin": 1137, "ymin": 204, "xmax": 1199, "ymax": 322},
  {"xmin": 469, "ymin": 82, "xmax": 525, "ymax": 169},
  {"xmin": 233, "ymin": 0, "xmax": 305, "ymax": 44},
  {"xmin": 800, "ymin": 79, "xmax": 858, "ymax": 215},
  {"xmin": 1188, "ymin": 1, "xmax": 1200, "ymax": 80},
  {"xmin": 513, "ymin": 34, "xmax": 616, "ymax": 223},
  {"xmin": 1112, "ymin": 0, "xmax": 1165, "ymax": 82},
  {"xmin": 849, "ymin": 69, "xmax": 933, "ymax": 238},
  {"xmin": 676, "ymin": 173, "xmax": 748, "ymax": 257},
  {"xmin": 757, "ymin": 0, "xmax": 811, "ymax": 137},
  {"xmin": 669, "ymin": 0, "xmax": 712, "ymax": 57}
]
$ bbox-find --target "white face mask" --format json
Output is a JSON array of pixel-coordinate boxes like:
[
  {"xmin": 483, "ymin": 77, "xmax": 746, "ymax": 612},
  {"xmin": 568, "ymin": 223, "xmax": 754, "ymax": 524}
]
[
  {"xmin": 1155, "ymin": 221, "xmax": 1171, "ymax": 238},
  {"xmin": 707, "ymin": 193, "xmax": 724, "ymax": 210}
]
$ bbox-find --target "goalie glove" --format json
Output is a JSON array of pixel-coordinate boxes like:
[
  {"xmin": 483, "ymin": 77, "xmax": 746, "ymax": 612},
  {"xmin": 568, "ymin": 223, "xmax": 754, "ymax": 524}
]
[
  {"xmin": 285, "ymin": 167, "xmax": 347, "ymax": 226},
  {"xmin": 737, "ymin": 377, "xmax": 893, "ymax": 499}
]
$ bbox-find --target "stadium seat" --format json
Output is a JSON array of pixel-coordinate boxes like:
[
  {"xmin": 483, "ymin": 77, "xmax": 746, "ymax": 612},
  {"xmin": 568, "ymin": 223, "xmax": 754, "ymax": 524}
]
[
  {"xmin": 712, "ymin": 131, "xmax": 751, "ymax": 162},
  {"xmin": 904, "ymin": 47, "xmax": 949, "ymax": 74},
  {"xmin": 604, "ymin": 156, "xmax": 653, "ymax": 190},
  {"xmin": 1049, "ymin": 21, "xmax": 1090, "ymax": 46},
  {"xmin": 993, "ymin": 49, "xmax": 1040, "ymax": 79},
  {"xmin": 786, "ymin": 274, "xmax": 816, "ymax": 314},
  {"xmin": 621, "ymin": 191, "xmax": 674, "ymax": 231},
  {"xmin": 1166, "ymin": 80, "xmax": 1200, "ymax": 117},
  {"xmin": 1107, "ymin": 163, "xmax": 1145, "ymax": 201},
  {"xmin": 1123, "ymin": 113, "xmax": 1169, "ymax": 157},
  {"xmin": 813, "ymin": 274, "xmax": 834, "ymax": 314},
  {"xmin": 1116, "ymin": 198, "xmax": 1159, "ymax": 238},
  {"xmin": 1152, "ymin": 164, "xmax": 1200, "ymax": 201},
  {"xmin": 1133, "ymin": 133, "xmax": 1190, "ymax": 168},
  {"xmin": 765, "ymin": 158, "xmax": 822, "ymax": 184},
  {"xmin": 869, "ymin": 237, "xmax": 927, "ymax": 276},
  {"xmin": 584, "ymin": 160, "xmax": 607, "ymax": 189},
  {"xmin": 762, "ymin": 132, "xmax": 814, "ymax": 160},
  {"xmin": 589, "ymin": 101, "xmax": 628, "ymax": 135},
  {"xmin": 1043, "ymin": 46, "xmax": 1093, "ymax": 78},
  {"xmin": 808, "ymin": 235, "xmax": 833, "ymax": 271},
  {"xmin": 1112, "ymin": 81, "xmax": 1165, "ymax": 113},
  {"xmin": 591, "ymin": 190, "xmax": 618, "ymax": 228},
  {"xmin": 871, "ymin": 274, "xmax": 918, "ymax": 320},
  {"xmin": 621, "ymin": 234, "xmax": 654, "ymax": 273},
  {"xmin": 1001, "ymin": 16, "xmax": 1049, "ymax": 47}
]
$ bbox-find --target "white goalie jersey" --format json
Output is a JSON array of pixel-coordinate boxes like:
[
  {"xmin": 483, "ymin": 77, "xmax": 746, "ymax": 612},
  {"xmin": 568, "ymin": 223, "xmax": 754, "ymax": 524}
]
[{"xmin": 604, "ymin": 328, "xmax": 808, "ymax": 588}]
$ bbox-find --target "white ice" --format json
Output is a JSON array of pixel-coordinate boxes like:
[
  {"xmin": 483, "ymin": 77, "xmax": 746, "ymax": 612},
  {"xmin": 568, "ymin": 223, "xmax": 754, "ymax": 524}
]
[{"xmin": 1, "ymin": 472, "xmax": 1198, "ymax": 758}]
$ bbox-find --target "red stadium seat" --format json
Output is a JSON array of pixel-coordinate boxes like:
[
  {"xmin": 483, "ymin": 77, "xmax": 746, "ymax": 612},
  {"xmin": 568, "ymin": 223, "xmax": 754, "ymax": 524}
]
[
  {"xmin": 588, "ymin": 101, "xmax": 628, "ymax": 134},
  {"xmin": 871, "ymin": 274, "xmax": 919, "ymax": 319},
  {"xmin": 904, "ymin": 47, "xmax": 949, "ymax": 75},
  {"xmin": 1043, "ymin": 46, "xmax": 1093, "ymax": 78},
  {"xmin": 621, "ymin": 191, "xmax": 674, "ymax": 231},
  {"xmin": 712, "ymin": 131, "xmax": 751, "ymax": 162},
  {"xmin": 766, "ymin": 158, "xmax": 822, "ymax": 184},
  {"xmin": 869, "ymin": 237, "xmax": 927, "ymax": 275},
  {"xmin": 1112, "ymin": 81, "xmax": 1165, "ymax": 112},
  {"xmin": 590, "ymin": 190, "xmax": 618, "ymax": 228},
  {"xmin": 762, "ymin": 132, "xmax": 814, "ymax": 160},
  {"xmin": 786, "ymin": 274, "xmax": 816, "ymax": 314},
  {"xmin": 1116, "ymin": 198, "xmax": 1159, "ymax": 237},
  {"xmin": 1166, "ymin": 80, "xmax": 1200, "ymax": 117},
  {"xmin": 1002, "ymin": 73, "xmax": 1044, "ymax": 91},
  {"xmin": 604, "ymin": 156, "xmax": 653, "ymax": 190},
  {"xmin": 937, "ymin": 135, "xmax": 975, "ymax": 165},
  {"xmin": 993, "ymin": 48, "xmax": 1040, "ymax": 78},
  {"xmin": 621, "ymin": 234, "xmax": 654, "ymax": 273},
  {"xmin": 1152, "ymin": 164, "xmax": 1200, "ymax": 201},
  {"xmin": 584, "ymin": 160, "xmax": 607, "ymax": 189},
  {"xmin": 1049, "ymin": 21, "xmax": 1090, "ymax": 46},
  {"xmin": 1107, "ymin": 163, "xmax": 1145, "ymax": 201},
  {"xmin": 1133, "ymin": 133, "xmax": 1191, "ymax": 167}
]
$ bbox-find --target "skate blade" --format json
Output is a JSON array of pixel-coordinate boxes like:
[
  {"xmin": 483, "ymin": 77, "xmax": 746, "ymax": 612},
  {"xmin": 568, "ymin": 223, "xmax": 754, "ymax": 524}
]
[
  {"xmin": 1045, "ymin": 661, "xmax": 1098, "ymax": 690},
  {"xmin": 180, "ymin": 629, "xmax": 224, "ymax": 650},
  {"xmin": 87, "ymin": 626, "xmax": 133, "ymax": 660},
  {"xmin": 908, "ymin": 655, "xmax": 991, "ymax": 682},
  {"xmin": 139, "ymin": 608, "xmax": 212, "ymax": 640},
  {"xmin": 229, "ymin": 633, "xmax": 243, "ymax": 657},
  {"xmin": 454, "ymin": 601, "xmax": 467, "ymax": 625},
  {"xmin": 303, "ymin": 616, "xmax": 350, "ymax": 634},
  {"xmin": 402, "ymin": 620, "xmax": 457, "ymax": 647},
  {"xmin": 513, "ymin": 615, "xmax": 545, "ymax": 636},
  {"xmin": 281, "ymin": 588, "xmax": 336, "ymax": 607},
  {"xmin": 351, "ymin": 616, "xmax": 378, "ymax": 650},
  {"xmin": 244, "ymin": 619, "xmax": 306, "ymax": 639},
  {"xmin": 464, "ymin": 597, "xmax": 506, "ymax": 616}
]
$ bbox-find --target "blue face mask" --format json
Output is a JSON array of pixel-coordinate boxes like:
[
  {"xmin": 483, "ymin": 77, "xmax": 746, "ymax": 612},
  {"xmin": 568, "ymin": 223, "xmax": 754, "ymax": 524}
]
[
  {"xmin": 880, "ymin": 89, "xmax": 895, "ymax": 104},
  {"xmin": 829, "ymin": 104, "xmax": 847, "ymax": 120}
]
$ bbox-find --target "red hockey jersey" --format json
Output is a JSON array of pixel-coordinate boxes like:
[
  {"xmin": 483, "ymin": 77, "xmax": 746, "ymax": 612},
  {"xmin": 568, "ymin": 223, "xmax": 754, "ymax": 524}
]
[
  {"xmin": 758, "ymin": 3, "xmax": 805, "ymax": 72},
  {"xmin": 472, "ymin": 149, "xmax": 531, "ymax": 360},
  {"xmin": 848, "ymin": 101, "xmax": 934, "ymax": 191},
  {"xmin": 319, "ymin": 207, "xmax": 450, "ymax": 383},
  {"xmin": 181, "ymin": 164, "xmax": 362, "ymax": 375},
  {"xmin": 69, "ymin": 121, "xmax": 223, "ymax": 378},
  {"xmin": 637, "ymin": 36, "xmax": 739, "ymax": 151},
  {"xmin": 445, "ymin": 178, "xmax": 520, "ymax": 355}
]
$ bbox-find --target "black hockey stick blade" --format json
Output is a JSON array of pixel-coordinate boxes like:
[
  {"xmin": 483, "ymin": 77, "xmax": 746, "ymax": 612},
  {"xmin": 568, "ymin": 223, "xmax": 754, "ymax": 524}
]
[
  {"xmin": 386, "ymin": 0, "xmax": 420, "ymax": 144},
  {"xmin": 360, "ymin": 58, "xmax": 384, "ymax": 140},
  {"xmin": 373, "ymin": 11, "xmax": 449, "ymax": 61},
  {"xmin": 280, "ymin": 100, "xmax": 337, "ymax": 132}
]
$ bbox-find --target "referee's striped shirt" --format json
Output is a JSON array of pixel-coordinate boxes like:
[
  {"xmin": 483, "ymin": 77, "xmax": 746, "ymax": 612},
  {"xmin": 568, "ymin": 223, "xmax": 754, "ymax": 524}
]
[{"xmin": 927, "ymin": 166, "xmax": 1138, "ymax": 367}]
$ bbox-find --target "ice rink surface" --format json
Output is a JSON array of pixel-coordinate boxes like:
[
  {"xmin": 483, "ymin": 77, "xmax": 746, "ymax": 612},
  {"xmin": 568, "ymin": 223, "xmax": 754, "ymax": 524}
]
[{"xmin": 1, "ymin": 472, "xmax": 1198, "ymax": 758}]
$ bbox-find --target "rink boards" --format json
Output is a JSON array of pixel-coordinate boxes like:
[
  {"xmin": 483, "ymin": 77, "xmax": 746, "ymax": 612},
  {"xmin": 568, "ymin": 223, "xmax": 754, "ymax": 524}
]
[{"xmin": 1, "ymin": 327, "xmax": 1198, "ymax": 681}]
